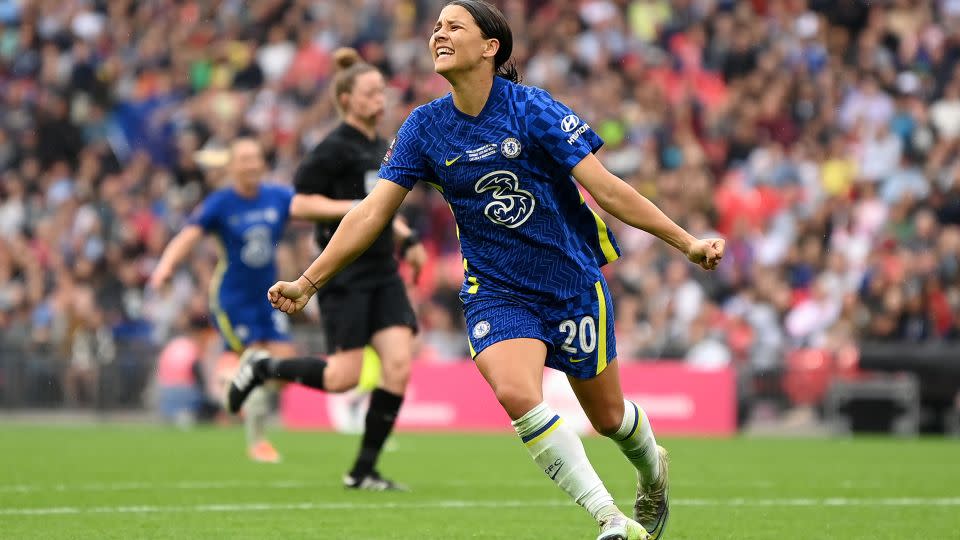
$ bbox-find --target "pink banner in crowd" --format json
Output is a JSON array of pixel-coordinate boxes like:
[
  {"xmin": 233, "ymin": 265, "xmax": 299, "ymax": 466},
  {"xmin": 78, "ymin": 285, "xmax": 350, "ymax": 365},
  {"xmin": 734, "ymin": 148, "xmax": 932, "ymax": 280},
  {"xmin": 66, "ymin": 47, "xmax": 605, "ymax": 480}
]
[{"xmin": 281, "ymin": 361, "xmax": 736, "ymax": 435}]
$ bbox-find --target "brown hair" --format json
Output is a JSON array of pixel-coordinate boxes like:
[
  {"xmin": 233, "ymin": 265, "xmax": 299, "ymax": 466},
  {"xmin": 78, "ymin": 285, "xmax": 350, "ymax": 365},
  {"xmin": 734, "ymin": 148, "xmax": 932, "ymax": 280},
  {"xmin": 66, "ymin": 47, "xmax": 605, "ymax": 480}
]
[
  {"xmin": 445, "ymin": 0, "xmax": 520, "ymax": 83},
  {"xmin": 332, "ymin": 47, "xmax": 378, "ymax": 114}
]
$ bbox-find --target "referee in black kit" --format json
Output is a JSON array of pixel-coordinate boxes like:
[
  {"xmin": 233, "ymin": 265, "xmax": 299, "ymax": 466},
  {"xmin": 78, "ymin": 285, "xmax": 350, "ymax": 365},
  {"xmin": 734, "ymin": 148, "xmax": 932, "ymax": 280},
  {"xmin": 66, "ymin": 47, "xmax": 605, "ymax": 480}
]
[{"xmin": 238, "ymin": 47, "xmax": 424, "ymax": 491}]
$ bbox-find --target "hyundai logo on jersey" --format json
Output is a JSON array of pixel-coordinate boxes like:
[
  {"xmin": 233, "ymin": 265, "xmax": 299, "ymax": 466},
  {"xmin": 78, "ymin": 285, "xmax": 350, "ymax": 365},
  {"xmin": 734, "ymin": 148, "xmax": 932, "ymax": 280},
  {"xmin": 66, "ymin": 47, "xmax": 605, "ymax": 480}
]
[{"xmin": 560, "ymin": 114, "xmax": 580, "ymax": 133}]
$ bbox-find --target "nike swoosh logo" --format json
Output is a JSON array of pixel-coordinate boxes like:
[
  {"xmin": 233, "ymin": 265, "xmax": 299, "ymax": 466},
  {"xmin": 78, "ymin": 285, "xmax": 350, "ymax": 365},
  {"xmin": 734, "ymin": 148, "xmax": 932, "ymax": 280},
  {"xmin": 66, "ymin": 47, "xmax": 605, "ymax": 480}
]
[
  {"xmin": 444, "ymin": 155, "xmax": 462, "ymax": 166},
  {"xmin": 550, "ymin": 463, "xmax": 564, "ymax": 480},
  {"xmin": 570, "ymin": 357, "xmax": 588, "ymax": 363}
]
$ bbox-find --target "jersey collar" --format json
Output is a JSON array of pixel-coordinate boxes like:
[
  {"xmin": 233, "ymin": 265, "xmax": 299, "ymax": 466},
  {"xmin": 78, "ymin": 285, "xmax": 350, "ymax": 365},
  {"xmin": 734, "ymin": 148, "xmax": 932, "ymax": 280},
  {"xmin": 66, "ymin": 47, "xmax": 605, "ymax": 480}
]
[{"xmin": 447, "ymin": 76, "xmax": 505, "ymax": 122}]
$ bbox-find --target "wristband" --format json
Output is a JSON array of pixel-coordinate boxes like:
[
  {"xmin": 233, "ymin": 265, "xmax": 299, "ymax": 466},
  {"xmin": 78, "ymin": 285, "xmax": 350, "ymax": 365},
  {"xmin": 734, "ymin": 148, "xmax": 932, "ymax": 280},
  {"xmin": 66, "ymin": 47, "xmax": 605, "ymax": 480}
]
[
  {"xmin": 301, "ymin": 274, "xmax": 320, "ymax": 293},
  {"xmin": 401, "ymin": 232, "xmax": 421, "ymax": 254}
]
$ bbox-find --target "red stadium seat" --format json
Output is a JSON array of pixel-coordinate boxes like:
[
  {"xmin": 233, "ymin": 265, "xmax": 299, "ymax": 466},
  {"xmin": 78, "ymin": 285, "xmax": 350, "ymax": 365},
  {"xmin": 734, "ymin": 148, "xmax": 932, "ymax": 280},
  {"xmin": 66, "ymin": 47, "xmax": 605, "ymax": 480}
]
[
  {"xmin": 834, "ymin": 345, "xmax": 863, "ymax": 381},
  {"xmin": 782, "ymin": 349, "xmax": 833, "ymax": 407}
]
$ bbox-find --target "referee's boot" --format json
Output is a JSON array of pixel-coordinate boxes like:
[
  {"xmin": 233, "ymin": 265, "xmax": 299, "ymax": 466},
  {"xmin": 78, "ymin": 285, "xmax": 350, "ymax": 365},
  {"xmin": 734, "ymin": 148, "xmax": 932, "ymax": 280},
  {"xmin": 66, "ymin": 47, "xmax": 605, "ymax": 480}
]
[
  {"xmin": 225, "ymin": 348, "xmax": 272, "ymax": 414},
  {"xmin": 343, "ymin": 469, "xmax": 409, "ymax": 492}
]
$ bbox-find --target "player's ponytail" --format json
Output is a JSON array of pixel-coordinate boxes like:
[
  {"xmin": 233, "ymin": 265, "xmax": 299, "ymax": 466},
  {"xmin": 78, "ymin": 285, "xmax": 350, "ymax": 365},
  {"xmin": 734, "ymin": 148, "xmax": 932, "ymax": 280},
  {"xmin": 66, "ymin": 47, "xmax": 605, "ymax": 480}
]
[
  {"xmin": 333, "ymin": 47, "xmax": 363, "ymax": 71},
  {"xmin": 496, "ymin": 61, "xmax": 521, "ymax": 84},
  {"xmin": 446, "ymin": 0, "xmax": 521, "ymax": 84},
  {"xmin": 331, "ymin": 47, "xmax": 378, "ymax": 115}
]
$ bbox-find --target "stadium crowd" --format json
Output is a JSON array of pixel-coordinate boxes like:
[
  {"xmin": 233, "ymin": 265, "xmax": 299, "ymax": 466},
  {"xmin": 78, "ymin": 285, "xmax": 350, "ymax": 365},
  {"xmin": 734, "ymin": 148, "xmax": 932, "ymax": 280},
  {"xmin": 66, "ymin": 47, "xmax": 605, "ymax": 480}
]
[{"xmin": 3, "ymin": 0, "xmax": 960, "ymax": 408}]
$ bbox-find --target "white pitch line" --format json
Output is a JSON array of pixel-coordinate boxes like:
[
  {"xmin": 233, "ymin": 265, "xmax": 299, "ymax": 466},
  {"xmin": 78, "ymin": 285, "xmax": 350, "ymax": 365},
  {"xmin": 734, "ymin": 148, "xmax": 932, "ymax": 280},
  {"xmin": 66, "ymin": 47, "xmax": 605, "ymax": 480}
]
[
  {"xmin": 677, "ymin": 497, "xmax": 960, "ymax": 507},
  {"xmin": 0, "ymin": 480, "xmax": 552, "ymax": 494},
  {"xmin": 0, "ymin": 479, "xmax": 786, "ymax": 494},
  {"xmin": 0, "ymin": 480, "xmax": 317, "ymax": 494},
  {"xmin": 0, "ymin": 500, "xmax": 570, "ymax": 516},
  {"xmin": 3, "ymin": 497, "xmax": 960, "ymax": 517}
]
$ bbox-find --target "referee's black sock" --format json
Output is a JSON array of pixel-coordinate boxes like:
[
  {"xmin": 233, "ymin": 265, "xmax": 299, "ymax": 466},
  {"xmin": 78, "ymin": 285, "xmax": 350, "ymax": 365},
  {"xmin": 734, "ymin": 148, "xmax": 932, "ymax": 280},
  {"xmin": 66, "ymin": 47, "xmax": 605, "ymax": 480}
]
[
  {"xmin": 267, "ymin": 357, "xmax": 327, "ymax": 390},
  {"xmin": 350, "ymin": 388, "xmax": 404, "ymax": 477}
]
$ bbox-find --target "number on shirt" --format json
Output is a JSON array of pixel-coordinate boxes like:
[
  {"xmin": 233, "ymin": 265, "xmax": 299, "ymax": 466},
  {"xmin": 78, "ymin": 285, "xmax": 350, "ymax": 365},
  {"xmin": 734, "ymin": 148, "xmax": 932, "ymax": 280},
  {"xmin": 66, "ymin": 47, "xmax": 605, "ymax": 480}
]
[
  {"xmin": 559, "ymin": 316, "xmax": 597, "ymax": 354},
  {"xmin": 240, "ymin": 225, "xmax": 273, "ymax": 267}
]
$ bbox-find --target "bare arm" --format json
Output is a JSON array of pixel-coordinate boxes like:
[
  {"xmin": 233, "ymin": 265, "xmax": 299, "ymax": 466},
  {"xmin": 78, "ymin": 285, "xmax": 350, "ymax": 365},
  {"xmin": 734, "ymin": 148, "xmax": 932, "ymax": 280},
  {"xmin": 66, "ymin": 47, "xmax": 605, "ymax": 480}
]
[
  {"xmin": 572, "ymin": 153, "xmax": 694, "ymax": 253},
  {"xmin": 392, "ymin": 214, "xmax": 414, "ymax": 242},
  {"xmin": 148, "ymin": 225, "xmax": 205, "ymax": 288},
  {"xmin": 272, "ymin": 180, "xmax": 408, "ymax": 311},
  {"xmin": 289, "ymin": 193, "xmax": 359, "ymax": 221},
  {"xmin": 572, "ymin": 153, "xmax": 723, "ymax": 268}
]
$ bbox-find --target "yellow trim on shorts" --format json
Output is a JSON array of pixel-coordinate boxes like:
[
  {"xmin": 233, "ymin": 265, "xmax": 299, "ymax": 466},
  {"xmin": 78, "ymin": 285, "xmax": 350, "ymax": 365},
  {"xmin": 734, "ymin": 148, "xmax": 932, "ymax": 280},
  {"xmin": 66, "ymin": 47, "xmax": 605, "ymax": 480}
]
[
  {"xmin": 209, "ymin": 242, "xmax": 244, "ymax": 353},
  {"xmin": 594, "ymin": 280, "xmax": 608, "ymax": 375},
  {"xmin": 467, "ymin": 336, "xmax": 477, "ymax": 358}
]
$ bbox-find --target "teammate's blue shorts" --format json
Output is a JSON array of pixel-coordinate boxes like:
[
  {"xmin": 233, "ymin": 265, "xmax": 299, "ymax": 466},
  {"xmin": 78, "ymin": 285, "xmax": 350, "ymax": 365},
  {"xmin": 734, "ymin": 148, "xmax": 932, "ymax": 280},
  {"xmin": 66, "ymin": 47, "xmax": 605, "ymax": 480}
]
[
  {"xmin": 462, "ymin": 277, "xmax": 617, "ymax": 379},
  {"xmin": 210, "ymin": 297, "xmax": 291, "ymax": 353}
]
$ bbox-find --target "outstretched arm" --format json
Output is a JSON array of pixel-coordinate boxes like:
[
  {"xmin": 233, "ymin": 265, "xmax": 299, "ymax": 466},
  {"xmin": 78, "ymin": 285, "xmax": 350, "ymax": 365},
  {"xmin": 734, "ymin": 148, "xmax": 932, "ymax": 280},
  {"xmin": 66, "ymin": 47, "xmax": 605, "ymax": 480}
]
[
  {"xmin": 289, "ymin": 193, "xmax": 359, "ymax": 221},
  {"xmin": 269, "ymin": 180, "xmax": 409, "ymax": 313},
  {"xmin": 148, "ymin": 225, "xmax": 205, "ymax": 288},
  {"xmin": 572, "ymin": 153, "xmax": 724, "ymax": 269}
]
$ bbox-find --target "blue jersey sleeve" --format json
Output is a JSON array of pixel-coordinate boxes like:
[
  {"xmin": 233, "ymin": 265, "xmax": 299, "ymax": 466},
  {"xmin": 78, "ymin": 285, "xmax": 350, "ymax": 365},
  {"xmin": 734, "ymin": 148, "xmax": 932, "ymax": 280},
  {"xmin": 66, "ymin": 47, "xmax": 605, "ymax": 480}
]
[
  {"xmin": 187, "ymin": 192, "xmax": 222, "ymax": 232},
  {"xmin": 378, "ymin": 109, "xmax": 428, "ymax": 190},
  {"xmin": 527, "ymin": 92, "xmax": 604, "ymax": 172},
  {"xmin": 275, "ymin": 184, "xmax": 294, "ymax": 224}
]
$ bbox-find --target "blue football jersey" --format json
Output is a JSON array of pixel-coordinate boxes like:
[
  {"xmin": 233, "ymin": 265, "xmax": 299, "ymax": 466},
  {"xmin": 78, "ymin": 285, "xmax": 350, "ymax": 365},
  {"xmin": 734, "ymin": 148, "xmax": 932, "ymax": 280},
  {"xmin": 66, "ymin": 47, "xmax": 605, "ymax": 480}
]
[
  {"xmin": 379, "ymin": 76, "xmax": 621, "ymax": 303},
  {"xmin": 189, "ymin": 184, "xmax": 294, "ymax": 306}
]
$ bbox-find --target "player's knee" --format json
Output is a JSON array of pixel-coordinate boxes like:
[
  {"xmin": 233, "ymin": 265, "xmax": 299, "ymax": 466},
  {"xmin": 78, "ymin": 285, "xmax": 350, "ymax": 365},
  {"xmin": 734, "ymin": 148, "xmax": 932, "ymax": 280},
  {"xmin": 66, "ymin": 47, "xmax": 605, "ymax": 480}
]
[
  {"xmin": 490, "ymin": 382, "xmax": 541, "ymax": 418},
  {"xmin": 325, "ymin": 362, "xmax": 362, "ymax": 393},
  {"xmin": 380, "ymin": 353, "xmax": 411, "ymax": 388},
  {"xmin": 591, "ymin": 413, "xmax": 622, "ymax": 437}
]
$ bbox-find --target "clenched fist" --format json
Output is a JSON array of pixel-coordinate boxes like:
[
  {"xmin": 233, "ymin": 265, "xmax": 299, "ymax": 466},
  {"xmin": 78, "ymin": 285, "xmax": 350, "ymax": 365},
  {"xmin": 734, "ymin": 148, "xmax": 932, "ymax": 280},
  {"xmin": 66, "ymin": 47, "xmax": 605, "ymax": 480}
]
[
  {"xmin": 686, "ymin": 238, "xmax": 725, "ymax": 271},
  {"xmin": 268, "ymin": 279, "xmax": 312, "ymax": 314}
]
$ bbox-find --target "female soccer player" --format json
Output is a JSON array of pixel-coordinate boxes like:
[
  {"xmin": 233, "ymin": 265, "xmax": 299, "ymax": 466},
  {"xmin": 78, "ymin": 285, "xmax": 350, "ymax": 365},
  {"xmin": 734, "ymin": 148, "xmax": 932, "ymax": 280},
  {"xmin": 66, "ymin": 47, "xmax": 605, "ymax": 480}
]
[
  {"xmin": 150, "ymin": 138, "xmax": 347, "ymax": 463},
  {"xmin": 253, "ymin": 47, "xmax": 424, "ymax": 490},
  {"xmin": 262, "ymin": 1, "xmax": 722, "ymax": 537}
]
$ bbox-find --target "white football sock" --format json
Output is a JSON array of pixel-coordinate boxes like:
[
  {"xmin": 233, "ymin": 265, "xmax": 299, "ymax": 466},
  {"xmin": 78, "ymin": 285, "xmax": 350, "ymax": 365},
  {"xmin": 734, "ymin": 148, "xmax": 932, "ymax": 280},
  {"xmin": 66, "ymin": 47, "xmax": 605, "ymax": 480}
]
[
  {"xmin": 512, "ymin": 402, "xmax": 616, "ymax": 521},
  {"xmin": 243, "ymin": 386, "xmax": 271, "ymax": 446},
  {"xmin": 609, "ymin": 400, "xmax": 660, "ymax": 486}
]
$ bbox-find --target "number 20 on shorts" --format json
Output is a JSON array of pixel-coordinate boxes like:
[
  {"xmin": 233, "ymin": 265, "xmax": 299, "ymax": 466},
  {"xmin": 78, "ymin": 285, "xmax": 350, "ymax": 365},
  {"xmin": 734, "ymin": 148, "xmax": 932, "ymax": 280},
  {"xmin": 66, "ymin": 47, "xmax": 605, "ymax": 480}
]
[{"xmin": 559, "ymin": 316, "xmax": 597, "ymax": 355}]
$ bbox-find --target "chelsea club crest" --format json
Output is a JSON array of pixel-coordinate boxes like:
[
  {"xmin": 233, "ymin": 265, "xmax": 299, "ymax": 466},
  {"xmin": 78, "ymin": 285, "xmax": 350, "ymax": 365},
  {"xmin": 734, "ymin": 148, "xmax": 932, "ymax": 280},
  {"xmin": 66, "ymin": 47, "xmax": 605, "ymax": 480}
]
[
  {"xmin": 473, "ymin": 320, "xmax": 491, "ymax": 339},
  {"xmin": 500, "ymin": 137, "xmax": 521, "ymax": 159}
]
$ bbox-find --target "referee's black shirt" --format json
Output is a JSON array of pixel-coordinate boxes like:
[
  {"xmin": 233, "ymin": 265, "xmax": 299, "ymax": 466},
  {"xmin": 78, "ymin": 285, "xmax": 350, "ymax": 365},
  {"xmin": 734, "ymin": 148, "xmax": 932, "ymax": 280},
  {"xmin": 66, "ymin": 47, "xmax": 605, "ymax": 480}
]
[{"xmin": 293, "ymin": 123, "xmax": 397, "ymax": 291}]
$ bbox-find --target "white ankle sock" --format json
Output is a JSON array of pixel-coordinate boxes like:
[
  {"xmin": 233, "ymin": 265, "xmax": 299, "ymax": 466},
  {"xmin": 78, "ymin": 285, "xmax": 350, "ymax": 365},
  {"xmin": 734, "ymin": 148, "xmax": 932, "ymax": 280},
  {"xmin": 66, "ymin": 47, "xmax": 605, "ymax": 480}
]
[
  {"xmin": 609, "ymin": 400, "xmax": 660, "ymax": 486},
  {"xmin": 513, "ymin": 402, "xmax": 615, "ymax": 521},
  {"xmin": 243, "ymin": 387, "xmax": 271, "ymax": 446}
]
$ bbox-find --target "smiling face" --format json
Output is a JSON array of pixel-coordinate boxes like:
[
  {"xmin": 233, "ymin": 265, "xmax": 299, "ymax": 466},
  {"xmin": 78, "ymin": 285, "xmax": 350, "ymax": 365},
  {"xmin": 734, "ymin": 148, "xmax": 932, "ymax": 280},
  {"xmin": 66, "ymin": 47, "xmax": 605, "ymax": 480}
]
[{"xmin": 429, "ymin": 4, "xmax": 498, "ymax": 81}]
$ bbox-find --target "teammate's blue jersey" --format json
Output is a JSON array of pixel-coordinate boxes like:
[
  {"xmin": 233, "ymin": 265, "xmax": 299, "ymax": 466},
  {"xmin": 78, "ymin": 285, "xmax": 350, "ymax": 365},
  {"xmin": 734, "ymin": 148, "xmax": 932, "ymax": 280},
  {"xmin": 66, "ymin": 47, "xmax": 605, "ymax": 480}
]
[
  {"xmin": 379, "ymin": 76, "xmax": 621, "ymax": 303},
  {"xmin": 189, "ymin": 184, "xmax": 294, "ymax": 308}
]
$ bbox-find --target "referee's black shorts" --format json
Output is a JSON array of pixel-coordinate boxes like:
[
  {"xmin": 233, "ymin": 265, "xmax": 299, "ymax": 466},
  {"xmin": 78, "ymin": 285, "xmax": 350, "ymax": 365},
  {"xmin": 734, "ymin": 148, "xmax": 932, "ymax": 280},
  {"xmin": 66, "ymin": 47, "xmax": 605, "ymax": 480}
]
[{"xmin": 317, "ymin": 275, "xmax": 418, "ymax": 352}]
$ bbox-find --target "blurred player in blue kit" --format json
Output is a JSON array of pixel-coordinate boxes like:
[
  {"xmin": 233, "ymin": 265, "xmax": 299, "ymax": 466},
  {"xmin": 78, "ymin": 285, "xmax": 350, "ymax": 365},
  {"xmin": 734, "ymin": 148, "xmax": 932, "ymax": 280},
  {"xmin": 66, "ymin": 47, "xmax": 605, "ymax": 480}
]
[
  {"xmin": 150, "ymin": 138, "xmax": 358, "ymax": 463},
  {"xmin": 229, "ymin": 1, "xmax": 724, "ymax": 538}
]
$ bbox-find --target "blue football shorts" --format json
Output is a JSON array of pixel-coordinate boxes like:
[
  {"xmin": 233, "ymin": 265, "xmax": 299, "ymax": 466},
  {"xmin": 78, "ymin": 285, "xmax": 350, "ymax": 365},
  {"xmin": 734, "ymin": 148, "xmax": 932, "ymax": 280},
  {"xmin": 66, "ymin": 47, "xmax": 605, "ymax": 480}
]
[
  {"xmin": 210, "ymin": 296, "xmax": 291, "ymax": 353},
  {"xmin": 462, "ymin": 277, "xmax": 617, "ymax": 379}
]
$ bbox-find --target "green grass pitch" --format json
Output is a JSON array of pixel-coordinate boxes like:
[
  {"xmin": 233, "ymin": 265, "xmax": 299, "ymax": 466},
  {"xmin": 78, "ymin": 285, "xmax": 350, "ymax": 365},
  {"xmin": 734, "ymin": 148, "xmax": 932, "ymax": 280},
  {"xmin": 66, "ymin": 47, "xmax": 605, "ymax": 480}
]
[{"xmin": 1, "ymin": 425, "xmax": 957, "ymax": 539}]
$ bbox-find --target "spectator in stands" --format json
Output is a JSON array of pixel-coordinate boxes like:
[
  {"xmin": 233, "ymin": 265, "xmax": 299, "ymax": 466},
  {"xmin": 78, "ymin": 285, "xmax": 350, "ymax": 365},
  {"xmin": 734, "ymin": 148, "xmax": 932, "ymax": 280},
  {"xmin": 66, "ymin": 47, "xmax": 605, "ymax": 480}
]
[
  {"xmin": 4, "ymin": 0, "xmax": 960, "ymax": 418},
  {"xmin": 155, "ymin": 308, "xmax": 220, "ymax": 426}
]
